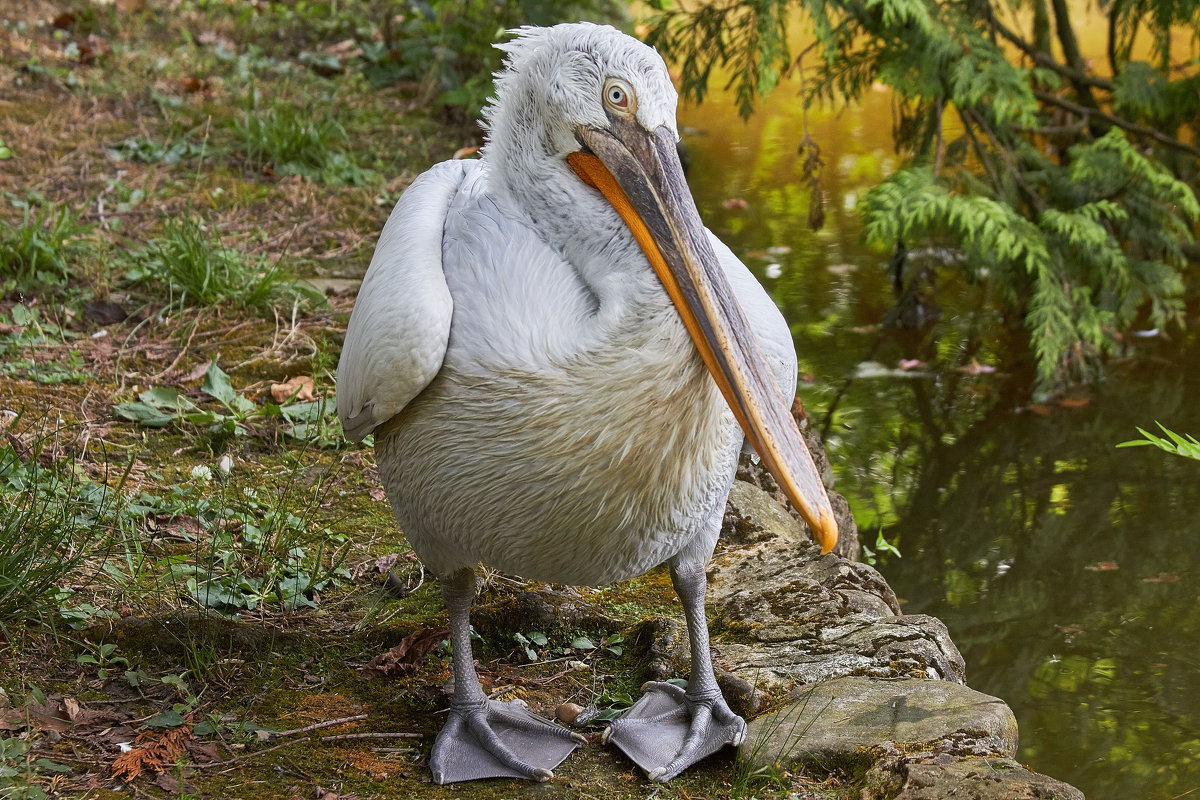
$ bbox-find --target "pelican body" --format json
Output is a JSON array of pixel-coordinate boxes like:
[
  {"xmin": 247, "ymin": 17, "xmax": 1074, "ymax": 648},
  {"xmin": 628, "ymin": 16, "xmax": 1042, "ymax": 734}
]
[{"xmin": 337, "ymin": 23, "xmax": 836, "ymax": 784}]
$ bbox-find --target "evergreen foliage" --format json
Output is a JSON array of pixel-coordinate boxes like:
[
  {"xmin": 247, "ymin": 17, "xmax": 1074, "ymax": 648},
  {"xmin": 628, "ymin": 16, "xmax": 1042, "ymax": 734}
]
[{"xmin": 645, "ymin": 0, "xmax": 1199, "ymax": 388}]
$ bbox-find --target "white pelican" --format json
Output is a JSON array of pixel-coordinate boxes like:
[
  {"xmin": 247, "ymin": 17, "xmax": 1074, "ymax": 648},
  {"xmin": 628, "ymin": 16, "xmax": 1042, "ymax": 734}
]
[{"xmin": 337, "ymin": 22, "xmax": 837, "ymax": 784}]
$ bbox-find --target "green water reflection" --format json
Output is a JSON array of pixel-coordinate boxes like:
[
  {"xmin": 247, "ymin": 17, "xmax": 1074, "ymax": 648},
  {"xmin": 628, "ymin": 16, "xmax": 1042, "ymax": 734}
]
[{"xmin": 677, "ymin": 88, "xmax": 1200, "ymax": 797}]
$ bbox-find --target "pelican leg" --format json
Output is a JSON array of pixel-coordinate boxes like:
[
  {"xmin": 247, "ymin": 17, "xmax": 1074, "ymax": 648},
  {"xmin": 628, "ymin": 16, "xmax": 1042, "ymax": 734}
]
[
  {"xmin": 605, "ymin": 560, "xmax": 746, "ymax": 782},
  {"xmin": 429, "ymin": 569, "xmax": 583, "ymax": 784}
]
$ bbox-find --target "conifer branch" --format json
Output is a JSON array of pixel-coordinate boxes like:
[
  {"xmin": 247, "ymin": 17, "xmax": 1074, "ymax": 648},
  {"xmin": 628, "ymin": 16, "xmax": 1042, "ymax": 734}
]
[
  {"xmin": 1031, "ymin": 90, "xmax": 1200, "ymax": 159},
  {"xmin": 985, "ymin": 12, "xmax": 1114, "ymax": 92}
]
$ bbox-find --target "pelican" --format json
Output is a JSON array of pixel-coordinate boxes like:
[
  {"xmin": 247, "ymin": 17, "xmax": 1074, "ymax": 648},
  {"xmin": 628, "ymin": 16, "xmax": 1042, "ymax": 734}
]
[{"xmin": 336, "ymin": 22, "xmax": 837, "ymax": 784}]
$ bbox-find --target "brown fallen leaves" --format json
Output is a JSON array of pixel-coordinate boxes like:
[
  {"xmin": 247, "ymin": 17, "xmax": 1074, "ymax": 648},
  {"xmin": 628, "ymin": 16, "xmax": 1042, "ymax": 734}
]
[
  {"xmin": 359, "ymin": 627, "xmax": 449, "ymax": 679},
  {"xmin": 0, "ymin": 694, "xmax": 127, "ymax": 733},
  {"xmin": 270, "ymin": 376, "xmax": 316, "ymax": 404},
  {"xmin": 112, "ymin": 725, "xmax": 193, "ymax": 782}
]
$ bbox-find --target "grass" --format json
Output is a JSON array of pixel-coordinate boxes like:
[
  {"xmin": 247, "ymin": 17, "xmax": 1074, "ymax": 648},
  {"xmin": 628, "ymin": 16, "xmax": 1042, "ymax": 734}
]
[
  {"xmin": 239, "ymin": 94, "xmax": 369, "ymax": 185},
  {"xmin": 129, "ymin": 215, "xmax": 325, "ymax": 312},
  {"xmin": 0, "ymin": 424, "xmax": 127, "ymax": 634},
  {"xmin": 0, "ymin": 201, "xmax": 93, "ymax": 288}
]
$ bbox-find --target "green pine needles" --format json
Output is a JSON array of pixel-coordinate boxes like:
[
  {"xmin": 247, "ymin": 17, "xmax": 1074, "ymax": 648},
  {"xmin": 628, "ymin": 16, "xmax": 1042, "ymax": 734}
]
[{"xmin": 645, "ymin": 0, "xmax": 1199, "ymax": 389}]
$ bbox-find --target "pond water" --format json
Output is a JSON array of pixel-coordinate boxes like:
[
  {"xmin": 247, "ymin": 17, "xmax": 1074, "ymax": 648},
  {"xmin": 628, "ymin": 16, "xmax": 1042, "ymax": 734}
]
[{"xmin": 673, "ymin": 44, "xmax": 1200, "ymax": 800}]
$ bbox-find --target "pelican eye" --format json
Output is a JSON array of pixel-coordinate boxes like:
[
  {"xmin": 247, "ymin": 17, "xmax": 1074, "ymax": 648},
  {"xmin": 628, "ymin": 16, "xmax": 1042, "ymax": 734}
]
[{"xmin": 604, "ymin": 79, "xmax": 634, "ymax": 112}]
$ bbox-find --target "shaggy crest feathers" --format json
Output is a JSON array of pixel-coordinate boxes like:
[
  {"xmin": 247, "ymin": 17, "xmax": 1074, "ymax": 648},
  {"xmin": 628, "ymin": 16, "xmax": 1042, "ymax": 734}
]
[{"xmin": 481, "ymin": 23, "xmax": 679, "ymax": 162}]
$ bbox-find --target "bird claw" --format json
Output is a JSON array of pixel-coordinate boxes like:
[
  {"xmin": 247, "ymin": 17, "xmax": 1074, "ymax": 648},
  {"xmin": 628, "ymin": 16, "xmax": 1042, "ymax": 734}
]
[
  {"xmin": 429, "ymin": 698, "xmax": 581, "ymax": 784},
  {"xmin": 605, "ymin": 682, "xmax": 746, "ymax": 782}
]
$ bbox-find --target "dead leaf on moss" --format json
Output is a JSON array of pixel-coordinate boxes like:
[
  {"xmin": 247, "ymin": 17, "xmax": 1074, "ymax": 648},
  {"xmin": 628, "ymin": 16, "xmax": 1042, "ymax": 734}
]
[
  {"xmin": 360, "ymin": 627, "xmax": 449, "ymax": 679},
  {"xmin": 0, "ymin": 695, "xmax": 126, "ymax": 733}
]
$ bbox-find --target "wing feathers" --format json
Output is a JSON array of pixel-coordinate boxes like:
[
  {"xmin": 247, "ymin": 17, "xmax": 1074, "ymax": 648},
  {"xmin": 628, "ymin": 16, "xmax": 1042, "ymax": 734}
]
[{"xmin": 336, "ymin": 160, "xmax": 476, "ymax": 441}]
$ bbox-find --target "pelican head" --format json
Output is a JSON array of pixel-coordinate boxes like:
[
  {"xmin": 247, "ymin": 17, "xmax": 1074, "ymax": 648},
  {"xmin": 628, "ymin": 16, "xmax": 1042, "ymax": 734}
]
[{"xmin": 480, "ymin": 24, "xmax": 838, "ymax": 552}]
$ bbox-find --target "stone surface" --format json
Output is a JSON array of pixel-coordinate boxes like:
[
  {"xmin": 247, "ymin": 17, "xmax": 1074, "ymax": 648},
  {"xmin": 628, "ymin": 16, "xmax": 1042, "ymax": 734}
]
[
  {"xmin": 741, "ymin": 676, "xmax": 1019, "ymax": 774},
  {"xmin": 734, "ymin": 411, "xmax": 861, "ymax": 561},
  {"xmin": 864, "ymin": 753, "xmax": 1087, "ymax": 800},
  {"xmin": 709, "ymin": 482, "xmax": 964, "ymax": 689}
]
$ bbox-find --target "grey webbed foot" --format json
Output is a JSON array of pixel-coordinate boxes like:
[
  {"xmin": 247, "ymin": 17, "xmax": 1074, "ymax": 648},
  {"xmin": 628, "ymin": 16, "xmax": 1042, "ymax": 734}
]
[
  {"xmin": 429, "ymin": 698, "xmax": 584, "ymax": 784},
  {"xmin": 603, "ymin": 681, "xmax": 747, "ymax": 782}
]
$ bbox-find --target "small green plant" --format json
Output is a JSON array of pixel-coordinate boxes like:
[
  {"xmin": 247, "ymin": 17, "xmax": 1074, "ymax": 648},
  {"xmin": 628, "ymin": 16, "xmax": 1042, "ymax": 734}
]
[
  {"xmin": 0, "ymin": 429, "xmax": 128, "ymax": 632},
  {"xmin": 861, "ymin": 528, "xmax": 902, "ymax": 566},
  {"xmin": 109, "ymin": 448, "xmax": 352, "ymax": 614},
  {"xmin": 76, "ymin": 642, "xmax": 131, "ymax": 681},
  {"xmin": 0, "ymin": 350, "xmax": 92, "ymax": 385},
  {"xmin": 1117, "ymin": 423, "xmax": 1200, "ymax": 462},
  {"xmin": 512, "ymin": 631, "xmax": 625, "ymax": 663},
  {"xmin": 0, "ymin": 199, "xmax": 92, "ymax": 288},
  {"xmin": 113, "ymin": 358, "xmax": 341, "ymax": 446},
  {"xmin": 0, "ymin": 736, "xmax": 70, "ymax": 800},
  {"xmin": 239, "ymin": 96, "xmax": 367, "ymax": 184},
  {"xmin": 106, "ymin": 135, "xmax": 206, "ymax": 164},
  {"xmin": 126, "ymin": 217, "xmax": 322, "ymax": 312}
]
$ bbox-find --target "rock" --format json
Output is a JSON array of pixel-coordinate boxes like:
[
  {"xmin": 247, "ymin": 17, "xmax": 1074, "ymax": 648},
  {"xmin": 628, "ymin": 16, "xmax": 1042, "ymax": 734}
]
[
  {"xmin": 629, "ymin": 616, "xmax": 690, "ymax": 681},
  {"xmin": 709, "ymin": 483, "xmax": 962, "ymax": 689},
  {"xmin": 741, "ymin": 676, "xmax": 1018, "ymax": 774},
  {"xmin": 734, "ymin": 409, "xmax": 861, "ymax": 561},
  {"xmin": 863, "ymin": 753, "xmax": 1086, "ymax": 800}
]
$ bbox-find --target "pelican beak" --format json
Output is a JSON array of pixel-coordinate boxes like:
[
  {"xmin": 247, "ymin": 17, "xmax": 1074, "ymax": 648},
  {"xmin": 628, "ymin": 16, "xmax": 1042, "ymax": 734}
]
[{"xmin": 568, "ymin": 120, "xmax": 838, "ymax": 553}]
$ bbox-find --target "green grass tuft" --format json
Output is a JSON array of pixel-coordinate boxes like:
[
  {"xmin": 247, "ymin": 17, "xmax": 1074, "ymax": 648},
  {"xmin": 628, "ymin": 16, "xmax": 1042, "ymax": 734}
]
[
  {"xmin": 0, "ymin": 201, "xmax": 93, "ymax": 288},
  {"xmin": 0, "ymin": 425, "xmax": 127, "ymax": 633},
  {"xmin": 127, "ymin": 216, "xmax": 324, "ymax": 312},
  {"xmin": 239, "ymin": 97, "xmax": 368, "ymax": 185}
]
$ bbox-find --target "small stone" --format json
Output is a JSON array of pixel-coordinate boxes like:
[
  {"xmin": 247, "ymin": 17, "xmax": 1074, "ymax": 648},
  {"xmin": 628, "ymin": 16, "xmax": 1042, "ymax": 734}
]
[{"xmin": 555, "ymin": 703, "xmax": 584, "ymax": 725}]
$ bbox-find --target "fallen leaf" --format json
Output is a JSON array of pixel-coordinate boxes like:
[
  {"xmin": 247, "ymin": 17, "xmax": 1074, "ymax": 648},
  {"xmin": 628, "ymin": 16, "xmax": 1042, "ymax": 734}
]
[
  {"xmin": 452, "ymin": 146, "xmax": 480, "ymax": 160},
  {"xmin": 1143, "ymin": 572, "xmax": 1179, "ymax": 583},
  {"xmin": 721, "ymin": 197, "xmax": 748, "ymax": 210},
  {"xmin": 360, "ymin": 627, "xmax": 450, "ymax": 679},
  {"xmin": 373, "ymin": 554, "xmax": 399, "ymax": 574},
  {"xmin": 0, "ymin": 695, "xmax": 122, "ymax": 733},
  {"xmin": 83, "ymin": 300, "xmax": 128, "ymax": 325},
  {"xmin": 184, "ymin": 739, "xmax": 219, "ymax": 763},
  {"xmin": 1059, "ymin": 397, "xmax": 1090, "ymax": 408},
  {"xmin": 1084, "ymin": 561, "xmax": 1119, "ymax": 572},
  {"xmin": 77, "ymin": 33, "xmax": 110, "ymax": 64},
  {"xmin": 180, "ymin": 76, "xmax": 210, "ymax": 93},
  {"xmin": 1026, "ymin": 404, "xmax": 1053, "ymax": 416},
  {"xmin": 270, "ymin": 376, "xmax": 315, "ymax": 403},
  {"xmin": 181, "ymin": 362, "xmax": 210, "ymax": 383},
  {"xmin": 154, "ymin": 771, "xmax": 197, "ymax": 794}
]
